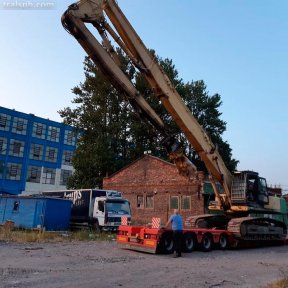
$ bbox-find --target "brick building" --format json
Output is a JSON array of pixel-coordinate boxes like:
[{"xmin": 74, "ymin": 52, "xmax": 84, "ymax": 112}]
[
  {"xmin": 103, "ymin": 154, "xmax": 210, "ymax": 226},
  {"xmin": 268, "ymin": 187, "xmax": 282, "ymax": 197}
]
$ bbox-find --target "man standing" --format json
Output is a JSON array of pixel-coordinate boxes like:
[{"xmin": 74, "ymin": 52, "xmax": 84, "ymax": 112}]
[{"xmin": 166, "ymin": 209, "xmax": 183, "ymax": 257}]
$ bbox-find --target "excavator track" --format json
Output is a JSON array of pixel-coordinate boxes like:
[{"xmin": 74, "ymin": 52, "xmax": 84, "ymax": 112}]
[
  {"xmin": 186, "ymin": 215, "xmax": 287, "ymax": 242},
  {"xmin": 227, "ymin": 217, "xmax": 287, "ymax": 241},
  {"xmin": 185, "ymin": 214, "xmax": 229, "ymax": 229}
]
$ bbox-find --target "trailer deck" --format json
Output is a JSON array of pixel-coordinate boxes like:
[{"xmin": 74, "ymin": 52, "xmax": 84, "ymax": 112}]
[{"xmin": 117, "ymin": 222, "xmax": 234, "ymax": 254}]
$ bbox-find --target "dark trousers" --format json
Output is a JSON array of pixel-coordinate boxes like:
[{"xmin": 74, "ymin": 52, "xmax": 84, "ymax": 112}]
[{"xmin": 173, "ymin": 230, "xmax": 183, "ymax": 255}]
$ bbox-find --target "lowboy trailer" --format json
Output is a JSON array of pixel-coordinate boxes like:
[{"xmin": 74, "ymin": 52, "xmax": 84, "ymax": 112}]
[{"xmin": 117, "ymin": 223, "xmax": 234, "ymax": 254}]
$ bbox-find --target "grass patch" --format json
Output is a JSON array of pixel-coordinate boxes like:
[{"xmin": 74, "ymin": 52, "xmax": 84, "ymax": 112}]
[
  {"xmin": 266, "ymin": 278, "xmax": 288, "ymax": 288},
  {"xmin": 72, "ymin": 230, "xmax": 116, "ymax": 241},
  {"xmin": 0, "ymin": 226, "xmax": 116, "ymax": 243},
  {"xmin": 266, "ymin": 271, "xmax": 288, "ymax": 288}
]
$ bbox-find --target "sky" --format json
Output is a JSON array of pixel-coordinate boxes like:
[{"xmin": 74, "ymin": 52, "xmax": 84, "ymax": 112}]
[{"xmin": 0, "ymin": 0, "xmax": 287, "ymax": 191}]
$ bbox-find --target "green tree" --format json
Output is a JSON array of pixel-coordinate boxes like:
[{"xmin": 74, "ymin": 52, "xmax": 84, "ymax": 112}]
[
  {"xmin": 59, "ymin": 56, "xmax": 134, "ymax": 188},
  {"xmin": 180, "ymin": 80, "xmax": 238, "ymax": 172},
  {"xmin": 134, "ymin": 56, "xmax": 238, "ymax": 172},
  {"xmin": 59, "ymin": 53, "xmax": 238, "ymax": 188}
]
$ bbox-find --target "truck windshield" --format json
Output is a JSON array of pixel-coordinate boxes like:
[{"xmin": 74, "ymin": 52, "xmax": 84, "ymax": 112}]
[{"xmin": 106, "ymin": 201, "xmax": 130, "ymax": 215}]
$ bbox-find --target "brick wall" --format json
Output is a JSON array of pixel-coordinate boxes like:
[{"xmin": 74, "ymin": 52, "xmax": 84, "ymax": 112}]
[
  {"xmin": 268, "ymin": 187, "xmax": 282, "ymax": 197},
  {"xmin": 103, "ymin": 155, "xmax": 205, "ymax": 226}
]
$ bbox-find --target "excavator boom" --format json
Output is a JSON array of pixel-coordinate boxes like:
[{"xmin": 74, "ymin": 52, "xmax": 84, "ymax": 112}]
[
  {"xmin": 63, "ymin": 0, "xmax": 288, "ymax": 245},
  {"xmin": 62, "ymin": 0, "xmax": 232, "ymax": 192}
]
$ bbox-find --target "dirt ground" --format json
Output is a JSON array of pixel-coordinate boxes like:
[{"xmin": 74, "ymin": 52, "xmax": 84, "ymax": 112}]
[{"xmin": 0, "ymin": 240, "xmax": 287, "ymax": 288}]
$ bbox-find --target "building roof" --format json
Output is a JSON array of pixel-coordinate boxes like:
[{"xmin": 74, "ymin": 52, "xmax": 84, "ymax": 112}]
[{"xmin": 104, "ymin": 154, "xmax": 175, "ymax": 180}]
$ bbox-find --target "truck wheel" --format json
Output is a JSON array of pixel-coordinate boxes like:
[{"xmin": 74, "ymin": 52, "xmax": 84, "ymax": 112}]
[
  {"xmin": 201, "ymin": 233, "xmax": 213, "ymax": 252},
  {"xmin": 219, "ymin": 233, "xmax": 228, "ymax": 250},
  {"xmin": 158, "ymin": 233, "xmax": 174, "ymax": 254},
  {"xmin": 183, "ymin": 233, "xmax": 197, "ymax": 253}
]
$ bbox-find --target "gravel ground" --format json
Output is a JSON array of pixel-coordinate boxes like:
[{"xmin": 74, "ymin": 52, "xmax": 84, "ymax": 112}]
[{"xmin": 0, "ymin": 240, "xmax": 287, "ymax": 288}]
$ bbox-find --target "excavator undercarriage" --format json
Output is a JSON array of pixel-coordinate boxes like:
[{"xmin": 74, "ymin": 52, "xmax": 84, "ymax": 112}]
[{"xmin": 188, "ymin": 214, "xmax": 287, "ymax": 241}]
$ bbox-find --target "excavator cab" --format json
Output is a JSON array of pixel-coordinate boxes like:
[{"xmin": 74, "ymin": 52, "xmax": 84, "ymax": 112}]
[{"xmin": 231, "ymin": 171, "xmax": 269, "ymax": 207}]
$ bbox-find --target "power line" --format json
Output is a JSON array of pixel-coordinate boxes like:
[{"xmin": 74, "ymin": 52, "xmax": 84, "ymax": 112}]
[{"xmin": 268, "ymin": 184, "xmax": 288, "ymax": 188}]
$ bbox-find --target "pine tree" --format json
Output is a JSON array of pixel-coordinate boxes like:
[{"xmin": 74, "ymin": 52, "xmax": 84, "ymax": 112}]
[{"xmin": 59, "ymin": 53, "xmax": 238, "ymax": 188}]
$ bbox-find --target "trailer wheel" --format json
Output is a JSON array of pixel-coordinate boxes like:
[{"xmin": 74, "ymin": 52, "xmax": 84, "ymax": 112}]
[
  {"xmin": 158, "ymin": 233, "xmax": 174, "ymax": 254},
  {"xmin": 219, "ymin": 233, "xmax": 228, "ymax": 250},
  {"xmin": 201, "ymin": 233, "xmax": 213, "ymax": 252},
  {"xmin": 183, "ymin": 233, "xmax": 197, "ymax": 253}
]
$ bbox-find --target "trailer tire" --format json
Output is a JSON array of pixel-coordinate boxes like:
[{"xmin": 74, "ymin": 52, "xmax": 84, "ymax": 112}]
[
  {"xmin": 201, "ymin": 233, "xmax": 213, "ymax": 252},
  {"xmin": 158, "ymin": 233, "xmax": 174, "ymax": 254},
  {"xmin": 219, "ymin": 233, "xmax": 228, "ymax": 250},
  {"xmin": 183, "ymin": 233, "xmax": 197, "ymax": 253}
]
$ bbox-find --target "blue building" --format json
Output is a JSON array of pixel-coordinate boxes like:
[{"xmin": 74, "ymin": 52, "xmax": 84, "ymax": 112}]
[{"xmin": 0, "ymin": 106, "xmax": 77, "ymax": 195}]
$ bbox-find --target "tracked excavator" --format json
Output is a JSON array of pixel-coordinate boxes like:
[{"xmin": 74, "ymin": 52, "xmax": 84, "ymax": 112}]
[{"xmin": 62, "ymin": 0, "xmax": 287, "ymax": 250}]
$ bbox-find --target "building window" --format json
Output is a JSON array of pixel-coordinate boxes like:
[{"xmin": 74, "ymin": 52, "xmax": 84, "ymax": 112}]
[
  {"xmin": 29, "ymin": 143, "xmax": 44, "ymax": 160},
  {"xmin": 9, "ymin": 139, "xmax": 25, "ymax": 157},
  {"xmin": 32, "ymin": 122, "xmax": 46, "ymax": 139},
  {"xmin": 181, "ymin": 196, "xmax": 191, "ymax": 210},
  {"xmin": 12, "ymin": 117, "xmax": 28, "ymax": 135},
  {"xmin": 64, "ymin": 130, "xmax": 76, "ymax": 146},
  {"xmin": 42, "ymin": 168, "xmax": 56, "ymax": 184},
  {"xmin": 146, "ymin": 195, "xmax": 154, "ymax": 209},
  {"xmin": 0, "ymin": 113, "xmax": 11, "ymax": 131},
  {"xmin": 0, "ymin": 137, "xmax": 7, "ymax": 155},
  {"xmin": 0, "ymin": 160, "xmax": 4, "ymax": 179},
  {"xmin": 6, "ymin": 163, "xmax": 22, "ymax": 180},
  {"xmin": 27, "ymin": 166, "xmax": 41, "ymax": 183},
  {"xmin": 45, "ymin": 147, "xmax": 58, "ymax": 162},
  {"xmin": 47, "ymin": 126, "xmax": 60, "ymax": 142},
  {"xmin": 0, "ymin": 114, "xmax": 7, "ymax": 128},
  {"xmin": 170, "ymin": 196, "xmax": 179, "ymax": 210},
  {"xmin": 137, "ymin": 195, "xmax": 144, "ymax": 208},
  {"xmin": 62, "ymin": 150, "xmax": 73, "ymax": 166},
  {"xmin": 60, "ymin": 169, "xmax": 72, "ymax": 185}
]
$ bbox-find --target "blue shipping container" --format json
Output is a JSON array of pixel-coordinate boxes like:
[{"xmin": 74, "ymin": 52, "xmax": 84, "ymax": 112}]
[{"xmin": 0, "ymin": 196, "xmax": 72, "ymax": 231}]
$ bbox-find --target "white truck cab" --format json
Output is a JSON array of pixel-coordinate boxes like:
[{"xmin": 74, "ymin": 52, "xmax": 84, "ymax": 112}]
[{"xmin": 94, "ymin": 196, "xmax": 131, "ymax": 230}]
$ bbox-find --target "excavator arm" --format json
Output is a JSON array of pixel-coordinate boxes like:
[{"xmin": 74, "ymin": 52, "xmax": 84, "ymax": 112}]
[{"xmin": 62, "ymin": 0, "xmax": 233, "ymax": 208}]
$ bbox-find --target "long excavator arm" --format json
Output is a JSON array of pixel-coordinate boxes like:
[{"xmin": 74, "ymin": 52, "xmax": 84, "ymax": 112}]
[{"xmin": 62, "ymin": 0, "xmax": 233, "ymax": 209}]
